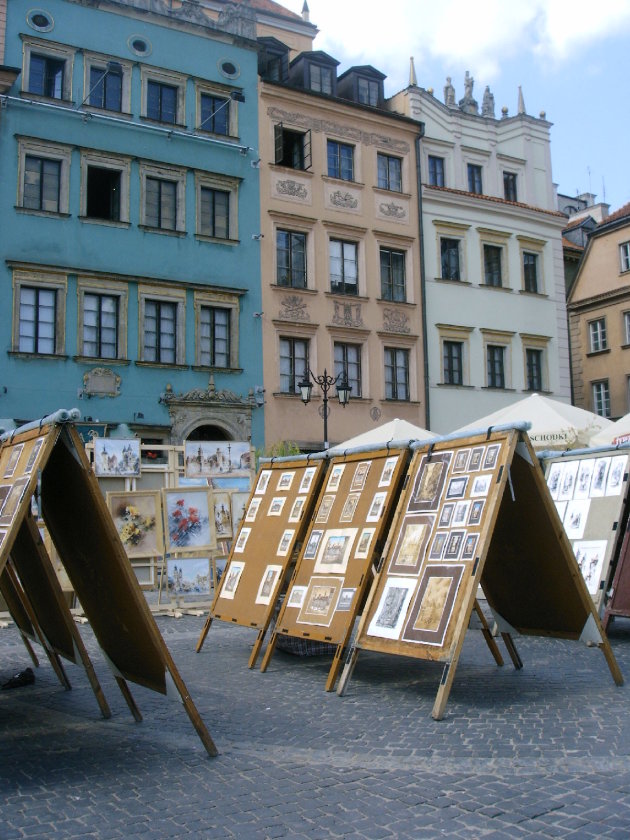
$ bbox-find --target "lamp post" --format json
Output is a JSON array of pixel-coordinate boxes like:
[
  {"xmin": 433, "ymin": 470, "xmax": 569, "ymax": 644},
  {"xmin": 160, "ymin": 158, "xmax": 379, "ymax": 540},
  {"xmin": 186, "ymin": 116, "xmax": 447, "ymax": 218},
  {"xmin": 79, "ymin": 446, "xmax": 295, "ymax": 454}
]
[{"xmin": 298, "ymin": 368, "xmax": 351, "ymax": 449}]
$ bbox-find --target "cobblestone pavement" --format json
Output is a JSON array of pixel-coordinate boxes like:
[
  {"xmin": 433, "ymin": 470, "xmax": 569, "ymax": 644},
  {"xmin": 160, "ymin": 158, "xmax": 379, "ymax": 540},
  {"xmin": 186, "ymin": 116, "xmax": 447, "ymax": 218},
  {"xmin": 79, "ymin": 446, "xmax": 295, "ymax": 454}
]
[{"xmin": 1, "ymin": 609, "xmax": 630, "ymax": 839}]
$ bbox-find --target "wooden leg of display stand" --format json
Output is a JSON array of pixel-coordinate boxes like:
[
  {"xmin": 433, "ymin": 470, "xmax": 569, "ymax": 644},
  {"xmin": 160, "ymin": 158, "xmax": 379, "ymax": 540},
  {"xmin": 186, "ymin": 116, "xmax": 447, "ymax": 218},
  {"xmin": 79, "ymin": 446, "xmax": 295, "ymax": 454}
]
[
  {"xmin": 474, "ymin": 600, "xmax": 504, "ymax": 666},
  {"xmin": 157, "ymin": 555, "xmax": 167, "ymax": 606},
  {"xmin": 325, "ymin": 643, "xmax": 346, "ymax": 692},
  {"xmin": 432, "ymin": 660, "xmax": 458, "ymax": 721},
  {"xmin": 115, "ymin": 676, "xmax": 143, "ymax": 722},
  {"xmin": 248, "ymin": 628, "xmax": 267, "ymax": 669},
  {"xmin": 336, "ymin": 646, "xmax": 360, "ymax": 696},
  {"xmin": 501, "ymin": 632, "xmax": 523, "ymax": 669},
  {"xmin": 19, "ymin": 632, "xmax": 40, "ymax": 668},
  {"xmin": 163, "ymin": 662, "xmax": 219, "ymax": 758},
  {"xmin": 599, "ymin": 636, "xmax": 624, "ymax": 686},
  {"xmin": 259, "ymin": 631, "xmax": 278, "ymax": 672},
  {"xmin": 195, "ymin": 614, "xmax": 213, "ymax": 653}
]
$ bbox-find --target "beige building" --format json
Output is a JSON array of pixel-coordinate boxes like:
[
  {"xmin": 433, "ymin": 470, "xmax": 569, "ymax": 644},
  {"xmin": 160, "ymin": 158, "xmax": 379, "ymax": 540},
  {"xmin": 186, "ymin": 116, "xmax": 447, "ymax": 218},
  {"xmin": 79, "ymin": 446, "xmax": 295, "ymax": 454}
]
[{"xmin": 567, "ymin": 202, "xmax": 630, "ymax": 419}]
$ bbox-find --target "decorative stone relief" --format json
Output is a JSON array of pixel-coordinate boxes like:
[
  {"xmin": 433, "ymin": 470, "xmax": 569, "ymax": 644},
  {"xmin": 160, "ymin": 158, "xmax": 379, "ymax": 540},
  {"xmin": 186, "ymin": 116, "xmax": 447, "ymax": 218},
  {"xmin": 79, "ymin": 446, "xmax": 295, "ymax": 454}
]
[
  {"xmin": 379, "ymin": 201, "xmax": 406, "ymax": 219},
  {"xmin": 330, "ymin": 190, "xmax": 358, "ymax": 209},
  {"xmin": 161, "ymin": 376, "xmax": 254, "ymax": 445},
  {"xmin": 332, "ymin": 301, "xmax": 363, "ymax": 328},
  {"xmin": 82, "ymin": 368, "xmax": 121, "ymax": 397},
  {"xmin": 276, "ymin": 179, "xmax": 308, "ymax": 199},
  {"xmin": 279, "ymin": 295, "xmax": 310, "ymax": 321},
  {"xmin": 370, "ymin": 407, "xmax": 382, "ymax": 421},
  {"xmin": 216, "ymin": 2, "xmax": 256, "ymax": 38},
  {"xmin": 383, "ymin": 308, "xmax": 411, "ymax": 334}
]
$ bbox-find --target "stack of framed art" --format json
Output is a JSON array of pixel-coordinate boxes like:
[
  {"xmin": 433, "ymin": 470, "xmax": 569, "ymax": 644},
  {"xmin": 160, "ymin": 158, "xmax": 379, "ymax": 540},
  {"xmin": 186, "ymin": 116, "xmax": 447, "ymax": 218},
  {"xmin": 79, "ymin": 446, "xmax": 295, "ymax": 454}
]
[
  {"xmin": 196, "ymin": 455, "xmax": 327, "ymax": 667},
  {"xmin": 338, "ymin": 425, "xmax": 623, "ymax": 720},
  {"xmin": 260, "ymin": 448, "xmax": 409, "ymax": 690}
]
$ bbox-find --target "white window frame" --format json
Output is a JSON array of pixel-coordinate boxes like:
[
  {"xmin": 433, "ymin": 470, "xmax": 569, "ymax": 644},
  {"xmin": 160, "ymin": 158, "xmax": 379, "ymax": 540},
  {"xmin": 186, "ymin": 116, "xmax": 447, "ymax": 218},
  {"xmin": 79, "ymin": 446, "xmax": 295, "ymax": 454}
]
[
  {"xmin": 592, "ymin": 380, "xmax": 611, "ymax": 418},
  {"xmin": 17, "ymin": 137, "xmax": 72, "ymax": 215},
  {"xmin": 517, "ymin": 235, "xmax": 546, "ymax": 294},
  {"xmin": 377, "ymin": 236, "xmax": 413, "ymax": 304},
  {"xmin": 77, "ymin": 276, "xmax": 128, "ymax": 360},
  {"xmin": 481, "ymin": 328, "xmax": 514, "ymax": 390},
  {"xmin": 433, "ymin": 221, "xmax": 470, "ymax": 283},
  {"xmin": 22, "ymin": 38, "xmax": 74, "ymax": 101},
  {"xmin": 140, "ymin": 66, "xmax": 186, "ymax": 125},
  {"xmin": 80, "ymin": 150, "xmax": 131, "ymax": 225},
  {"xmin": 620, "ymin": 242, "xmax": 630, "ymax": 273},
  {"xmin": 139, "ymin": 161, "xmax": 186, "ymax": 233},
  {"xmin": 588, "ymin": 318, "xmax": 607, "ymax": 353},
  {"xmin": 195, "ymin": 171, "xmax": 239, "ymax": 241},
  {"xmin": 82, "ymin": 52, "xmax": 132, "ymax": 114},
  {"xmin": 521, "ymin": 334, "xmax": 550, "ymax": 393},
  {"xmin": 196, "ymin": 81, "xmax": 238, "ymax": 136},
  {"xmin": 138, "ymin": 284, "xmax": 186, "ymax": 365},
  {"xmin": 437, "ymin": 324, "xmax": 472, "ymax": 387},
  {"xmin": 624, "ymin": 311, "xmax": 630, "ymax": 346},
  {"xmin": 12, "ymin": 268, "xmax": 67, "ymax": 356},
  {"xmin": 477, "ymin": 228, "xmax": 511, "ymax": 289},
  {"xmin": 193, "ymin": 290, "xmax": 240, "ymax": 369}
]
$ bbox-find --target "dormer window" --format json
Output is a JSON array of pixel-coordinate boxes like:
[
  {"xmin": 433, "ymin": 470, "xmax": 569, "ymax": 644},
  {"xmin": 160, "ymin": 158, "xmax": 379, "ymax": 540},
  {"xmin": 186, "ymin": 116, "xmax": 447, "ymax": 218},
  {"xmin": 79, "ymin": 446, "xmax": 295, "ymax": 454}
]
[
  {"xmin": 336, "ymin": 65, "xmax": 385, "ymax": 108},
  {"xmin": 358, "ymin": 77, "xmax": 379, "ymax": 106},
  {"xmin": 309, "ymin": 64, "xmax": 333, "ymax": 95},
  {"xmin": 257, "ymin": 37, "xmax": 290, "ymax": 83}
]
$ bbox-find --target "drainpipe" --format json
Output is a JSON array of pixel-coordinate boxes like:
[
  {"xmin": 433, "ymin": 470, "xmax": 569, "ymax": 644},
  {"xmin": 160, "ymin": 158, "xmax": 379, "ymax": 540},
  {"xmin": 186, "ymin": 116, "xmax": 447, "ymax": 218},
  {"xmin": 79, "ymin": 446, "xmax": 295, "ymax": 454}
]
[{"xmin": 414, "ymin": 127, "xmax": 430, "ymax": 429}]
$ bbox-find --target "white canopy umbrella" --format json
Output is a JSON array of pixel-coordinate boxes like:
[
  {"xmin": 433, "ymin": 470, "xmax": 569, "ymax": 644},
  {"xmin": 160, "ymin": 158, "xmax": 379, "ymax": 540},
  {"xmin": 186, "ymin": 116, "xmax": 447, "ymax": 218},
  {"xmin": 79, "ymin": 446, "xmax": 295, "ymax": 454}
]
[
  {"xmin": 590, "ymin": 412, "xmax": 630, "ymax": 447},
  {"xmin": 326, "ymin": 418, "xmax": 435, "ymax": 454},
  {"xmin": 451, "ymin": 393, "xmax": 613, "ymax": 451}
]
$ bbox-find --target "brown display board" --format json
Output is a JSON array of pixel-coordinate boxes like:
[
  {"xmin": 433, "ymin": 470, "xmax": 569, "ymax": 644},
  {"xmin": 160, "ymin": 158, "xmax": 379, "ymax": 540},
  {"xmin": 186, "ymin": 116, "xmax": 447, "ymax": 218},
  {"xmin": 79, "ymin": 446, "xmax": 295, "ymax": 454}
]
[
  {"xmin": 196, "ymin": 456, "xmax": 327, "ymax": 666},
  {"xmin": 261, "ymin": 448, "xmax": 409, "ymax": 690},
  {"xmin": 541, "ymin": 448, "xmax": 630, "ymax": 612},
  {"xmin": 339, "ymin": 427, "xmax": 623, "ymax": 719},
  {"xmin": 0, "ymin": 418, "xmax": 218, "ymax": 757}
]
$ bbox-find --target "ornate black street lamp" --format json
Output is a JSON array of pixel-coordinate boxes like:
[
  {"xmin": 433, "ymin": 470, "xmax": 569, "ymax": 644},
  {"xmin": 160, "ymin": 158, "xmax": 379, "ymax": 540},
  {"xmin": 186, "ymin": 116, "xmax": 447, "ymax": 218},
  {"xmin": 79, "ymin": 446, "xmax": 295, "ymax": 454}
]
[{"xmin": 298, "ymin": 368, "xmax": 351, "ymax": 449}]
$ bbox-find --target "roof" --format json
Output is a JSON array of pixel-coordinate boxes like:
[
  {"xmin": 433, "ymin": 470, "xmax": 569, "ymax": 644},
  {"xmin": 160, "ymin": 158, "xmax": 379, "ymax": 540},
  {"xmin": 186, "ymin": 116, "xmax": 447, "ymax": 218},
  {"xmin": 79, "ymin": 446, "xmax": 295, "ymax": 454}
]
[
  {"xmin": 234, "ymin": 0, "xmax": 302, "ymax": 20},
  {"xmin": 425, "ymin": 184, "xmax": 566, "ymax": 218},
  {"xmin": 563, "ymin": 215, "xmax": 595, "ymax": 232},
  {"xmin": 338, "ymin": 65, "xmax": 387, "ymax": 82},
  {"xmin": 562, "ymin": 236, "xmax": 584, "ymax": 252},
  {"xmin": 598, "ymin": 201, "xmax": 630, "ymax": 226}
]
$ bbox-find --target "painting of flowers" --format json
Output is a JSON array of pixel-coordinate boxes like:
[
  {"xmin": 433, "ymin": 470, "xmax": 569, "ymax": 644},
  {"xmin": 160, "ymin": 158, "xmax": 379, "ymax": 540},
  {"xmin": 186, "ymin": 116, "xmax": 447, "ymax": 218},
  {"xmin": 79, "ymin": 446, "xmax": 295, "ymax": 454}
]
[
  {"xmin": 163, "ymin": 488, "xmax": 216, "ymax": 553},
  {"xmin": 107, "ymin": 491, "xmax": 164, "ymax": 559}
]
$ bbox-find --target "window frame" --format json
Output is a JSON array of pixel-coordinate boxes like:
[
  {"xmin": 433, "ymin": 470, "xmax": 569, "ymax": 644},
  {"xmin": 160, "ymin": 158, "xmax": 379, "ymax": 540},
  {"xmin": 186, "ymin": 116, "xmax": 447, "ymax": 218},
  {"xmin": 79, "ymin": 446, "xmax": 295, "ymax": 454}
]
[
  {"xmin": 482, "ymin": 329, "xmax": 513, "ymax": 390},
  {"xmin": 329, "ymin": 238, "xmax": 359, "ymax": 296},
  {"xmin": 17, "ymin": 138, "xmax": 71, "ymax": 216},
  {"xmin": 518, "ymin": 236, "xmax": 545, "ymax": 294},
  {"xmin": 77, "ymin": 277, "xmax": 128, "ymax": 360},
  {"xmin": 140, "ymin": 66, "xmax": 186, "ymax": 126},
  {"xmin": 384, "ymin": 346, "xmax": 410, "ymax": 401},
  {"xmin": 377, "ymin": 153, "xmax": 402, "ymax": 192},
  {"xmin": 197, "ymin": 81, "xmax": 239, "ymax": 137},
  {"xmin": 334, "ymin": 341, "xmax": 362, "ymax": 398},
  {"xmin": 503, "ymin": 171, "xmax": 518, "ymax": 202},
  {"xmin": 357, "ymin": 76, "xmax": 379, "ymax": 106},
  {"xmin": 279, "ymin": 336, "xmax": 310, "ymax": 395},
  {"xmin": 309, "ymin": 63, "xmax": 334, "ymax": 94},
  {"xmin": 467, "ymin": 163, "xmax": 483, "ymax": 194},
  {"xmin": 624, "ymin": 311, "xmax": 630, "ymax": 345},
  {"xmin": 12, "ymin": 269, "xmax": 67, "ymax": 356},
  {"xmin": 195, "ymin": 171, "xmax": 239, "ymax": 242},
  {"xmin": 276, "ymin": 229, "xmax": 307, "ymax": 289},
  {"xmin": 139, "ymin": 162, "xmax": 186, "ymax": 234},
  {"xmin": 82, "ymin": 52, "xmax": 132, "ymax": 114},
  {"xmin": 483, "ymin": 243, "xmax": 503, "ymax": 287},
  {"xmin": 592, "ymin": 380, "xmax": 611, "ymax": 418},
  {"xmin": 588, "ymin": 317, "xmax": 608, "ymax": 353},
  {"xmin": 194, "ymin": 290, "xmax": 240, "ymax": 369},
  {"xmin": 440, "ymin": 237, "xmax": 461, "ymax": 281},
  {"xmin": 438, "ymin": 324, "xmax": 472, "ymax": 387},
  {"xmin": 379, "ymin": 246, "xmax": 407, "ymax": 302},
  {"xmin": 443, "ymin": 339, "xmax": 464, "ymax": 386},
  {"xmin": 138, "ymin": 285, "xmax": 186, "ymax": 366},
  {"xmin": 620, "ymin": 242, "xmax": 630, "ymax": 273},
  {"xmin": 486, "ymin": 344, "xmax": 506, "ymax": 389},
  {"xmin": 327, "ymin": 139, "xmax": 355, "ymax": 182},
  {"xmin": 428, "ymin": 155, "xmax": 445, "ymax": 187},
  {"xmin": 274, "ymin": 123, "xmax": 312, "ymax": 171},
  {"xmin": 23, "ymin": 39, "xmax": 74, "ymax": 101},
  {"xmin": 80, "ymin": 150, "xmax": 131, "ymax": 225}
]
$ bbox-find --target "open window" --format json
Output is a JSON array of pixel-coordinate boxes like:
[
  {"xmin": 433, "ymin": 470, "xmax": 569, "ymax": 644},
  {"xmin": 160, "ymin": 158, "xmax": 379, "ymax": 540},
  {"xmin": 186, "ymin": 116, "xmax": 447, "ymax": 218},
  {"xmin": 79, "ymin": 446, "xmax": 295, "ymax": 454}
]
[{"xmin": 274, "ymin": 123, "xmax": 312, "ymax": 171}]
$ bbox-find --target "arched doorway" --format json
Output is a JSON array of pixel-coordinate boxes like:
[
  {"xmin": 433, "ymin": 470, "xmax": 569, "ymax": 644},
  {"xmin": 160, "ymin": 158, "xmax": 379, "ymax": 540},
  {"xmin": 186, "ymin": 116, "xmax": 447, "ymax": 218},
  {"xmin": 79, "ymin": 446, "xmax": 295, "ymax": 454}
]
[{"xmin": 186, "ymin": 425, "xmax": 230, "ymax": 442}]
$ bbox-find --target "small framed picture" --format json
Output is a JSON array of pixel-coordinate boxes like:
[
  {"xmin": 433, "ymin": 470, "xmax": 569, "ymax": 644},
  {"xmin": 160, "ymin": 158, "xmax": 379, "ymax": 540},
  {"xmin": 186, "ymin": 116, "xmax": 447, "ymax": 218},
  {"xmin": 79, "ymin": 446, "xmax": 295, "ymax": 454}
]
[
  {"xmin": 469, "ymin": 447, "xmax": 484, "ymax": 471},
  {"xmin": 315, "ymin": 494, "xmax": 335, "ymax": 523},
  {"xmin": 351, "ymin": 461, "xmax": 371, "ymax": 492},
  {"xmin": 462, "ymin": 533, "xmax": 479, "ymax": 560},
  {"xmin": 339, "ymin": 492, "xmax": 361, "ymax": 523},
  {"xmin": 355, "ymin": 527, "xmax": 375, "ymax": 559},
  {"xmin": 299, "ymin": 466, "xmax": 317, "ymax": 494},
  {"xmin": 483, "ymin": 444, "xmax": 500, "ymax": 471},
  {"xmin": 429, "ymin": 531, "xmax": 448, "ymax": 560},
  {"xmin": 267, "ymin": 496, "xmax": 287, "ymax": 516},
  {"xmin": 277, "ymin": 471, "xmax": 295, "ymax": 491},
  {"xmin": 245, "ymin": 497, "xmax": 262, "ymax": 522},
  {"xmin": 438, "ymin": 503, "xmax": 454, "ymax": 528},
  {"xmin": 379, "ymin": 456, "xmax": 399, "ymax": 488},
  {"xmin": 287, "ymin": 585, "xmax": 307, "ymax": 608},
  {"xmin": 470, "ymin": 474, "xmax": 492, "ymax": 497},
  {"xmin": 468, "ymin": 499, "xmax": 485, "ymax": 526},
  {"xmin": 453, "ymin": 449, "xmax": 471, "ymax": 473},
  {"xmin": 366, "ymin": 491, "xmax": 387, "ymax": 522},
  {"xmin": 288, "ymin": 495, "xmax": 307, "ymax": 523},
  {"xmin": 452, "ymin": 500, "xmax": 471, "ymax": 527},
  {"xmin": 255, "ymin": 470, "xmax": 272, "ymax": 494},
  {"xmin": 446, "ymin": 476, "xmax": 468, "ymax": 500},
  {"xmin": 326, "ymin": 464, "xmax": 346, "ymax": 492},
  {"xmin": 304, "ymin": 529, "xmax": 324, "ymax": 559},
  {"xmin": 276, "ymin": 529, "xmax": 295, "ymax": 557},
  {"xmin": 234, "ymin": 527, "xmax": 251, "ymax": 553},
  {"xmin": 444, "ymin": 530, "xmax": 465, "ymax": 560}
]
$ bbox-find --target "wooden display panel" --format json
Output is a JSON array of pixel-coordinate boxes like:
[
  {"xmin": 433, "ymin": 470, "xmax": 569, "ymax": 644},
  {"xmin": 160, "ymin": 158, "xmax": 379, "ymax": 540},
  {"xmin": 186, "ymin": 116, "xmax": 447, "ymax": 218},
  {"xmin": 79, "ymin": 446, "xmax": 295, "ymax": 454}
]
[
  {"xmin": 196, "ymin": 456, "xmax": 327, "ymax": 667},
  {"xmin": 339, "ymin": 429, "xmax": 623, "ymax": 719},
  {"xmin": 542, "ymin": 449, "xmax": 630, "ymax": 612},
  {"xmin": 261, "ymin": 448, "xmax": 409, "ymax": 690},
  {"xmin": 603, "ymin": 517, "xmax": 630, "ymax": 630}
]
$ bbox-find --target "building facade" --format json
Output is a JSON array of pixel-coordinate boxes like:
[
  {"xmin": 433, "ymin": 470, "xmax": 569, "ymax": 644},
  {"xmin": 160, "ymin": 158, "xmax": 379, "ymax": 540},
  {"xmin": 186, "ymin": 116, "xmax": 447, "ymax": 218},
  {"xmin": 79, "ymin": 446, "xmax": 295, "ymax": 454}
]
[
  {"xmin": 567, "ymin": 203, "xmax": 630, "ymax": 419},
  {"xmin": 0, "ymin": 0, "xmax": 263, "ymax": 446},
  {"xmin": 389, "ymin": 74, "xmax": 570, "ymax": 433}
]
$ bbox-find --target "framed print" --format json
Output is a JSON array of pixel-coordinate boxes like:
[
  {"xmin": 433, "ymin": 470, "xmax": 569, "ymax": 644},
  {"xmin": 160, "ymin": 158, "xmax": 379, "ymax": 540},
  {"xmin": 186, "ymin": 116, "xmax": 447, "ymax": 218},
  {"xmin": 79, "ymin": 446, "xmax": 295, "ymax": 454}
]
[
  {"xmin": 468, "ymin": 499, "xmax": 485, "ymax": 526},
  {"xmin": 453, "ymin": 449, "xmax": 470, "ymax": 473},
  {"xmin": 220, "ymin": 560, "xmax": 245, "ymax": 599},
  {"xmin": 366, "ymin": 491, "xmax": 387, "ymax": 522},
  {"xmin": 297, "ymin": 576, "xmax": 343, "ymax": 627},
  {"xmin": 234, "ymin": 527, "xmax": 252, "ymax": 553},
  {"xmin": 167, "ymin": 557, "xmax": 211, "ymax": 596},
  {"xmin": 438, "ymin": 503, "xmax": 454, "ymax": 528},
  {"xmin": 563, "ymin": 499, "xmax": 590, "ymax": 540},
  {"xmin": 268, "ymin": 496, "xmax": 287, "ymax": 516},
  {"xmin": 590, "ymin": 458, "xmax": 610, "ymax": 497},
  {"xmin": 470, "ymin": 474, "xmax": 492, "ymax": 498},
  {"xmin": 574, "ymin": 460, "xmax": 594, "ymax": 500},
  {"xmin": 315, "ymin": 494, "xmax": 335, "ymax": 523},
  {"xmin": 287, "ymin": 585, "xmax": 307, "ymax": 608},
  {"xmin": 379, "ymin": 456, "xmax": 399, "ymax": 488},
  {"xmin": 443, "ymin": 530, "xmax": 465, "ymax": 561},
  {"xmin": 469, "ymin": 447, "xmax": 484, "ymax": 472},
  {"xmin": 299, "ymin": 466, "xmax": 318, "ymax": 494},
  {"xmin": 163, "ymin": 488, "xmax": 216, "ymax": 553},
  {"xmin": 366, "ymin": 577, "xmax": 416, "ymax": 640},
  {"xmin": 452, "ymin": 500, "xmax": 471, "ymax": 528},
  {"xmin": 213, "ymin": 492, "xmax": 233, "ymax": 538},
  {"xmin": 402, "ymin": 563, "xmax": 465, "ymax": 646},
  {"xmin": 230, "ymin": 491, "xmax": 249, "ymax": 526},
  {"xmin": 354, "ymin": 527, "xmax": 375, "ymax": 559},
  {"xmin": 336, "ymin": 588, "xmax": 356, "ymax": 612},
  {"xmin": 107, "ymin": 490, "xmax": 164, "ymax": 559},
  {"xmin": 288, "ymin": 495, "xmax": 308, "ymax": 523},
  {"xmin": 351, "ymin": 461, "xmax": 371, "ymax": 491},
  {"xmin": 606, "ymin": 455, "xmax": 626, "ymax": 496},
  {"xmin": 445, "ymin": 476, "xmax": 468, "ymax": 500},
  {"xmin": 184, "ymin": 441, "xmax": 251, "ymax": 478},
  {"xmin": 255, "ymin": 470, "xmax": 272, "ymax": 494},
  {"xmin": 245, "ymin": 497, "xmax": 262, "ymax": 522},
  {"xmin": 304, "ymin": 529, "xmax": 323, "ymax": 559},
  {"xmin": 326, "ymin": 464, "xmax": 346, "ymax": 492},
  {"xmin": 483, "ymin": 444, "xmax": 500, "ymax": 471},
  {"xmin": 313, "ymin": 528, "xmax": 358, "ymax": 575},
  {"xmin": 339, "ymin": 492, "xmax": 361, "ymax": 523},
  {"xmin": 277, "ymin": 529, "xmax": 295, "ymax": 557},
  {"xmin": 276, "ymin": 471, "xmax": 295, "ymax": 491},
  {"xmin": 3, "ymin": 444, "xmax": 24, "ymax": 479},
  {"xmin": 409, "ymin": 453, "xmax": 452, "ymax": 512},
  {"xmin": 546, "ymin": 462, "xmax": 563, "ymax": 500},
  {"xmin": 429, "ymin": 531, "xmax": 448, "ymax": 560},
  {"xmin": 573, "ymin": 540, "xmax": 607, "ymax": 594},
  {"xmin": 23, "ymin": 437, "xmax": 45, "ymax": 476},
  {"xmin": 94, "ymin": 438, "xmax": 141, "ymax": 477},
  {"xmin": 255, "ymin": 564, "xmax": 283, "ymax": 606},
  {"xmin": 462, "ymin": 533, "xmax": 479, "ymax": 560},
  {"xmin": 0, "ymin": 478, "xmax": 29, "ymax": 527},
  {"xmin": 558, "ymin": 460, "xmax": 579, "ymax": 501},
  {"xmin": 389, "ymin": 517, "xmax": 434, "ymax": 575}
]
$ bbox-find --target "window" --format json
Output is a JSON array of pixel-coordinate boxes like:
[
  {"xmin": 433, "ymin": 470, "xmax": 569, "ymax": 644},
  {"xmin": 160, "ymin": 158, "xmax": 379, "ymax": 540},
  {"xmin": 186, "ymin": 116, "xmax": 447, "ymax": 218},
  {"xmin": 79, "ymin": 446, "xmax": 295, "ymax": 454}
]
[
  {"xmin": 525, "ymin": 348, "xmax": 543, "ymax": 391},
  {"xmin": 89, "ymin": 65, "xmax": 122, "ymax": 111},
  {"xmin": 440, "ymin": 238, "xmax": 461, "ymax": 281},
  {"xmin": 523, "ymin": 252, "xmax": 539, "ymax": 293},
  {"xmin": 592, "ymin": 381, "xmax": 611, "ymax": 418},
  {"xmin": 443, "ymin": 340, "xmax": 463, "ymax": 385},
  {"xmin": 589, "ymin": 318, "xmax": 607, "ymax": 352},
  {"xmin": 29, "ymin": 53, "xmax": 65, "ymax": 98},
  {"xmin": 329, "ymin": 240, "xmax": 358, "ymax": 295},
  {"xmin": 86, "ymin": 167, "xmax": 120, "ymax": 221},
  {"xmin": 428, "ymin": 155, "xmax": 445, "ymax": 187},
  {"xmin": 486, "ymin": 345, "xmax": 505, "ymax": 388},
  {"xmin": 142, "ymin": 68, "xmax": 185, "ymax": 124},
  {"xmin": 377, "ymin": 153, "xmax": 402, "ymax": 192},
  {"xmin": 200, "ymin": 187, "xmax": 229, "ymax": 239},
  {"xmin": 18, "ymin": 286, "xmax": 57, "ymax": 354},
  {"xmin": 140, "ymin": 163, "xmax": 186, "ymax": 233},
  {"xmin": 82, "ymin": 293, "xmax": 119, "ymax": 359},
  {"xmin": 143, "ymin": 299, "xmax": 177, "ymax": 364},
  {"xmin": 147, "ymin": 80, "xmax": 177, "ymax": 123},
  {"xmin": 625, "ymin": 312, "xmax": 630, "ymax": 345},
  {"xmin": 274, "ymin": 124, "xmax": 312, "ymax": 170},
  {"xmin": 334, "ymin": 342, "xmax": 362, "ymax": 398},
  {"xmin": 384, "ymin": 348, "xmax": 409, "ymax": 401},
  {"xmin": 467, "ymin": 164, "xmax": 483, "ymax": 194},
  {"xmin": 504, "ymin": 172, "xmax": 518, "ymax": 202},
  {"xmin": 358, "ymin": 77, "xmax": 379, "ymax": 106},
  {"xmin": 309, "ymin": 64, "xmax": 333, "ymax": 94},
  {"xmin": 380, "ymin": 248, "xmax": 406, "ymax": 302},
  {"xmin": 280, "ymin": 337, "xmax": 309, "ymax": 394},
  {"xmin": 327, "ymin": 140, "xmax": 354, "ymax": 181},
  {"xmin": 277, "ymin": 230, "xmax": 307, "ymax": 288},
  {"xmin": 23, "ymin": 155, "xmax": 61, "ymax": 212},
  {"xmin": 199, "ymin": 306, "xmax": 230, "ymax": 367},
  {"xmin": 620, "ymin": 242, "xmax": 630, "ymax": 273},
  {"xmin": 484, "ymin": 245, "xmax": 502, "ymax": 287},
  {"xmin": 200, "ymin": 93, "xmax": 229, "ymax": 135}
]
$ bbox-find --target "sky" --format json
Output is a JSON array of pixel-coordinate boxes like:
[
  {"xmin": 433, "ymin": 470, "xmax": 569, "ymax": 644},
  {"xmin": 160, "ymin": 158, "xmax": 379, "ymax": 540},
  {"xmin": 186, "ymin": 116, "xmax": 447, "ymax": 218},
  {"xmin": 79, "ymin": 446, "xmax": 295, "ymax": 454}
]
[{"xmin": 279, "ymin": 0, "xmax": 630, "ymax": 213}]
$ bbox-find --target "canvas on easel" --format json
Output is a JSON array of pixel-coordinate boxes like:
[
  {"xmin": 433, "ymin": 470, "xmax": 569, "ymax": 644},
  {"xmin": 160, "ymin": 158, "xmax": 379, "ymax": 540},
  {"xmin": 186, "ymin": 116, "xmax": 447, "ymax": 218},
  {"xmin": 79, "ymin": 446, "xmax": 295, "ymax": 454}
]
[{"xmin": 338, "ymin": 425, "xmax": 623, "ymax": 720}]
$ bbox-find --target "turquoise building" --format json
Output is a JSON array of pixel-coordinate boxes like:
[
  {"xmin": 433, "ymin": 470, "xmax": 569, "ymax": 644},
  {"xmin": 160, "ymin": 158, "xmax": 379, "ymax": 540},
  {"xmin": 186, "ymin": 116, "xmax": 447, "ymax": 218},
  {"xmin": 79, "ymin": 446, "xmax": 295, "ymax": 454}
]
[{"xmin": 0, "ymin": 0, "xmax": 263, "ymax": 447}]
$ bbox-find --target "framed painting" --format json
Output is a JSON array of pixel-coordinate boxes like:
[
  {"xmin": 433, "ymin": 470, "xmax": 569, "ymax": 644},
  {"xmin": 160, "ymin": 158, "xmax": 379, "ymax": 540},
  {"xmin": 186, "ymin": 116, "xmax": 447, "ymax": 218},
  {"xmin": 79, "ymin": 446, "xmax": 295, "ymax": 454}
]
[
  {"xmin": 162, "ymin": 488, "xmax": 216, "ymax": 553},
  {"xmin": 184, "ymin": 441, "xmax": 251, "ymax": 478},
  {"xmin": 212, "ymin": 492, "xmax": 233, "ymax": 539},
  {"xmin": 401, "ymin": 563, "xmax": 465, "ymax": 646},
  {"xmin": 107, "ymin": 490, "xmax": 164, "ymax": 559},
  {"xmin": 296, "ymin": 576, "xmax": 343, "ymax": 627},
  {"xmin": 230, "ymin": 491, "xmax": 250, "ymax": 527},
  {"xmin": 167, "ymin": 557, "xmax": 211, "ymax": 596},
  {"xmin": 94, "ymin": 438, "xmax": 141, "ymax": 477}
]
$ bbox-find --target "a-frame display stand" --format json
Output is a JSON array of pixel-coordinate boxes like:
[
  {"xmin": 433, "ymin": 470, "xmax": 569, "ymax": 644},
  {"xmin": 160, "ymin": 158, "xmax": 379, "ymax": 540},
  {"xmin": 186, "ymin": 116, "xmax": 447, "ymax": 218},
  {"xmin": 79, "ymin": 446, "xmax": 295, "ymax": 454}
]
[
  {"xmin": 261, "ymin": 447, "xmax": 410, "ymax": 691},
  {"xmin": 196, "ymin": 455, "xmax": 327, "ymax": 667},
  {"xmin": 0, "ymin": 412, "xmax": 218, "ymax": 757},
  {"xmin": 338, "ymin": 425, "xmax": 623, "ymax": 720},
  {"xmin": 540, "ymin": 445, "xmax": 630, "ymax": 613}
]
